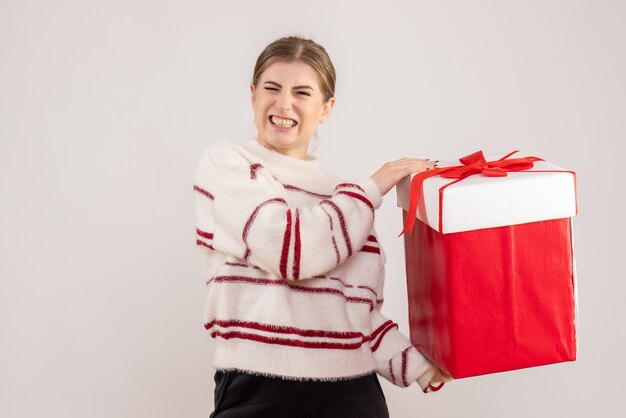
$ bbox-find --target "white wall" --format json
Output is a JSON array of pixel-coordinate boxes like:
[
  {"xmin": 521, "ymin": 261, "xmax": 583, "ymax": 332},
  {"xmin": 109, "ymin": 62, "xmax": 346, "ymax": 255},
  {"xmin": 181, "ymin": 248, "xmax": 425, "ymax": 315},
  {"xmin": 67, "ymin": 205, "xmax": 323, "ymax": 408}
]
[{"xmin": 1, "ymin": 1, "xmax": 624, "ymax": 417}]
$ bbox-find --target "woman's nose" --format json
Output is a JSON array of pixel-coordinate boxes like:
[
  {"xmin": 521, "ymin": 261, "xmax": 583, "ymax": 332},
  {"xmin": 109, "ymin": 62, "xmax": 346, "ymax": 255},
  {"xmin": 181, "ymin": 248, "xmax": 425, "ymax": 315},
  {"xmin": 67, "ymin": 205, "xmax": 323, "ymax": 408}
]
[{"xmin": 275, "ymin": 90, "xmax": 293, "ymax": 110}]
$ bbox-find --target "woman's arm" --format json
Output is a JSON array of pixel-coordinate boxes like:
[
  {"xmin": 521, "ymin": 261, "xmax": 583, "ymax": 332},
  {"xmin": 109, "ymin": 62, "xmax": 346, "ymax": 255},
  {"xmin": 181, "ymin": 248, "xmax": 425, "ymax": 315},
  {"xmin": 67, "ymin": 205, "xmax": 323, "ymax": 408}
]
[
  {"xmin": 194, "ymin": 143, "xmax": 382, "ymax": 280},
  {"xmin": 368, "ymin": 249, "xmax": 450, "ymax": 392},
  {"xmin": 369, "ymin": 305, "xmax": 442, "ymax": 391}
]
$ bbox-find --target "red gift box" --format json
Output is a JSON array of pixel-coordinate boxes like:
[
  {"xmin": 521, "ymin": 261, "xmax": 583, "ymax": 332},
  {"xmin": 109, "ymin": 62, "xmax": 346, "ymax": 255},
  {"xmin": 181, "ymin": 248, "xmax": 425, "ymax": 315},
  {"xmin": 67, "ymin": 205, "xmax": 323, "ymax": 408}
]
[{"xmin": 397, "ymin": 151, "xmax": 578, "ymax": 378}]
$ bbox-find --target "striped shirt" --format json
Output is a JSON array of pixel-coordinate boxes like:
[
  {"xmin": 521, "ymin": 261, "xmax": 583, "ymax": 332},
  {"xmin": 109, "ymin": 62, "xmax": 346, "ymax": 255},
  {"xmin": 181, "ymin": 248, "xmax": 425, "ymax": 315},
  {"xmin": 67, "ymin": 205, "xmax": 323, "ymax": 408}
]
[{"xmin": 193, "ymin": 139, "xmax": 437, "ymax": 389}]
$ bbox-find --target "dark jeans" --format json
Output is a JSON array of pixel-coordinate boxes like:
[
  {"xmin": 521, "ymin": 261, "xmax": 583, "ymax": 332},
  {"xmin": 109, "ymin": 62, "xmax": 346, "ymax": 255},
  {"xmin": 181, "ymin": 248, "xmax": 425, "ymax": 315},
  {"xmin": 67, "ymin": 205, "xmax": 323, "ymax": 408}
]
[{"xmin": 209, "ymin": 369, "xmax": 390, "ymax": 418}]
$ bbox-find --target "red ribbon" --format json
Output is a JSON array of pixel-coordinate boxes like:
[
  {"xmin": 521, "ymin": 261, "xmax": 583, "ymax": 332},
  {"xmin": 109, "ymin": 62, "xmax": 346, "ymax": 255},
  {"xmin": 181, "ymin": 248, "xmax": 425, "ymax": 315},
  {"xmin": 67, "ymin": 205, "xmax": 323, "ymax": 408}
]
[{"xmin": 398, "ymin": 150, "xmax": 544, "ymax": 236}]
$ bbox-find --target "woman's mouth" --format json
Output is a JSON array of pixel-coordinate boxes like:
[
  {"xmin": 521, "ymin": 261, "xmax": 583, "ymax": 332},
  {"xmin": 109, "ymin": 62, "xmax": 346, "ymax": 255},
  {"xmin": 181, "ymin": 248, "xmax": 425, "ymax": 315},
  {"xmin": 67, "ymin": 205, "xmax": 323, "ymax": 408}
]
[{"xmin": 269, "ymin": 115, "xmax": 298, "ymax": 129}]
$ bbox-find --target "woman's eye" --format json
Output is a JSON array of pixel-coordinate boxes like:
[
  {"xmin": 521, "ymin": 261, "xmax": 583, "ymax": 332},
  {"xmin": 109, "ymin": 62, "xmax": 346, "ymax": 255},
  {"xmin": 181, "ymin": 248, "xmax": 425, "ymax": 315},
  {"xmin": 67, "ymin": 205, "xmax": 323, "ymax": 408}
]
[{"xmin": 263, "ymin": 87, "xmax": 309, "ymax": 96}]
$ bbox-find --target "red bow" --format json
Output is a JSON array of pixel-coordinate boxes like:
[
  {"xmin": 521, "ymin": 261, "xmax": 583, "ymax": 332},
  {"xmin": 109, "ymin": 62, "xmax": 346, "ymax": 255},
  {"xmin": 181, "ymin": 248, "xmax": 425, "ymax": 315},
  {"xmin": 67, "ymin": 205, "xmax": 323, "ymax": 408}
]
[{"xmin": 399, "ymin": 150, "xmax": 543, "ymax": 236}]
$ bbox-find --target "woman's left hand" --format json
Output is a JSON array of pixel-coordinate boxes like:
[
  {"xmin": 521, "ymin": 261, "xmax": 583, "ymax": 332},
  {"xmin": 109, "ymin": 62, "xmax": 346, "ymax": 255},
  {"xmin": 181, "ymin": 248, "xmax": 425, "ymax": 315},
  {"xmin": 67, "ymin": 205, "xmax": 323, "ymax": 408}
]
[{"xmin": 424, "ymin": 368, "xmax": 453, "ymax": 393}]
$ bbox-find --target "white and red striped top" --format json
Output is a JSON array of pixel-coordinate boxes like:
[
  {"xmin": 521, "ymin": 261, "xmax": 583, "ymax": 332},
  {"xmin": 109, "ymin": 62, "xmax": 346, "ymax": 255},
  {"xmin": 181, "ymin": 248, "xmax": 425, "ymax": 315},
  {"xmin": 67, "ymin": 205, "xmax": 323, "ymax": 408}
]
[{"xmin": 193, "ymin": 139, "xmax": 437, "ymax": 390}]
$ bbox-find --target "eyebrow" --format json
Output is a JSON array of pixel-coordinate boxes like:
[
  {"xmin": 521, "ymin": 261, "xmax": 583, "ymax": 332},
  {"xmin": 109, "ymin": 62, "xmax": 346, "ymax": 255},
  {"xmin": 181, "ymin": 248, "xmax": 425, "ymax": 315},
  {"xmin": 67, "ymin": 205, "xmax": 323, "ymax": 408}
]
[{"xmin": 263, "ymin": 81, "xmax": 314, "ymax": 90}]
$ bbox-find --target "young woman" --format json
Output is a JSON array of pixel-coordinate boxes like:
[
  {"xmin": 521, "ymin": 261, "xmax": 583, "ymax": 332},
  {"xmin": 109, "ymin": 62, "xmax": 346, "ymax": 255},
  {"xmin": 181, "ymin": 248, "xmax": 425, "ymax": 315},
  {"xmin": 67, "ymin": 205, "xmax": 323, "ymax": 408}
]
[{"xmin": 194, "ymin": 35, "xmax": 449, "ymax": 418}]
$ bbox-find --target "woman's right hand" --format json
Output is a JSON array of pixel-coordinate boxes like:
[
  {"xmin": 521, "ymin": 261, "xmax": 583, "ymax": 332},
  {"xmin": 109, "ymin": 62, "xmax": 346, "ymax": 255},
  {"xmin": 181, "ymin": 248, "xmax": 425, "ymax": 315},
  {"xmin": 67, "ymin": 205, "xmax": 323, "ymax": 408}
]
[{"xmin": 370, "ymin": 158, "xmax": 436, "ymax": 197}]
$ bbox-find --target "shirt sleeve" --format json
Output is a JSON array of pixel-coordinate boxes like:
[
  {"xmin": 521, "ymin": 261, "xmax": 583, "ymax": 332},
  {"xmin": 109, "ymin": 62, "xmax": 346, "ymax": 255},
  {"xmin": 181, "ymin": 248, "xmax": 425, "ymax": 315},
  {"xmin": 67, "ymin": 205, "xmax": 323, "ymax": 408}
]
[
  {"xmin": 368, "ymin": 249, "xmax": 439, "ymax": 391},
  {"xmin": 193, "ymin": 143, "xmax": 383, "ymax": 281},
  {"xmin": 369, "ymin": 306, "xmax": 438, "ymax": 391}
]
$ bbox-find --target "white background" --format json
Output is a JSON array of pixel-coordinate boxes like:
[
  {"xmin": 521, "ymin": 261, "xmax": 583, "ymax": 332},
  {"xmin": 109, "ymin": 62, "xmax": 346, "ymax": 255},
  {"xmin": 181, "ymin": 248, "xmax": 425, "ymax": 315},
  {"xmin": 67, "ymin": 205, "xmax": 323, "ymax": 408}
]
[{"xmin": 1, "ymin": 1, "xmax": 624, "ymax": 417}]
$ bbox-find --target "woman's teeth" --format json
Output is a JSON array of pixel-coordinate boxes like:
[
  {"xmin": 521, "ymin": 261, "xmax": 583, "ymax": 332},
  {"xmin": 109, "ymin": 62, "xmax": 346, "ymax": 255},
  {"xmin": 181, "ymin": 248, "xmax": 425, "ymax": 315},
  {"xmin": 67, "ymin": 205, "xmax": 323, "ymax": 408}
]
[{"xmin": 270, "ymin": 116, "xmax": 297, "ymax": 128}]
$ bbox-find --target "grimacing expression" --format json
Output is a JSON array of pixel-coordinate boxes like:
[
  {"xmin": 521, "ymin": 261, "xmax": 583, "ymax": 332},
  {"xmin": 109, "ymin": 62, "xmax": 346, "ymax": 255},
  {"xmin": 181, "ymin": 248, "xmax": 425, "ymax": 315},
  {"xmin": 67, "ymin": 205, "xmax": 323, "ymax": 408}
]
[{"xmin": 251, "ymin": 60, "xmax": 334, "ymax": 157}]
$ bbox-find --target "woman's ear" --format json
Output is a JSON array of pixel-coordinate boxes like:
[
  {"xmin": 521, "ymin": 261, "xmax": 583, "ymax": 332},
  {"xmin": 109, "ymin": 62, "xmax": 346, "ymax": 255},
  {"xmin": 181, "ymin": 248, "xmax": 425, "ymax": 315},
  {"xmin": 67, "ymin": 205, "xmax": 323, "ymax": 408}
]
[
  {"xmin": 250, "ymin": 83, "xmax": 255, "ymax": 105},
  {"xmin": 321, "ymin": 97, "xmax": 336, "ymax": 122}
]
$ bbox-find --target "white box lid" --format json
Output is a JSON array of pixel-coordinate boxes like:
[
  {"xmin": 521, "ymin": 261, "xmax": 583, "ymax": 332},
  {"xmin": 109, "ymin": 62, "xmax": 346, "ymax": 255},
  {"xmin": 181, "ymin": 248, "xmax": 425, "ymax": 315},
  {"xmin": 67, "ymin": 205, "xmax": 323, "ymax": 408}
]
[{"xmin": 396, "ymin": 151, "xmax": 577, "ymax": 234}]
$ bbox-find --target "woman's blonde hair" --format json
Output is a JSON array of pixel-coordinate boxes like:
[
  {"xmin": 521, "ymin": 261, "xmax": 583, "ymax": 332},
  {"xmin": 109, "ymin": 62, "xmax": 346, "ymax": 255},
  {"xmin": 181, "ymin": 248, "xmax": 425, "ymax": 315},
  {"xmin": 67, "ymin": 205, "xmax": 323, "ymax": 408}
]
[{"xmin": 252, "ymin": 35, "xmax": 336, "ymax": 103}]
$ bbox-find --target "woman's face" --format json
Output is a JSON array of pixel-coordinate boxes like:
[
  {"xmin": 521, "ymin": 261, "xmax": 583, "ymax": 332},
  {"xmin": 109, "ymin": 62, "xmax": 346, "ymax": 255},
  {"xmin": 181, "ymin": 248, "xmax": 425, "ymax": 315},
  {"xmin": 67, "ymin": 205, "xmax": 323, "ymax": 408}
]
[{"xmin": 250, "ymin": 60, "xmax": 334, "ymax": 159}]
